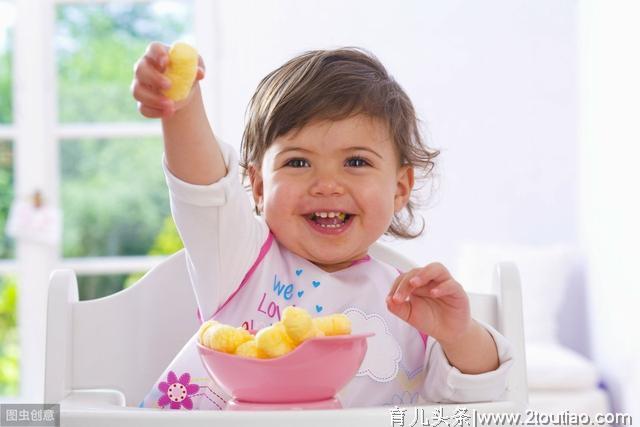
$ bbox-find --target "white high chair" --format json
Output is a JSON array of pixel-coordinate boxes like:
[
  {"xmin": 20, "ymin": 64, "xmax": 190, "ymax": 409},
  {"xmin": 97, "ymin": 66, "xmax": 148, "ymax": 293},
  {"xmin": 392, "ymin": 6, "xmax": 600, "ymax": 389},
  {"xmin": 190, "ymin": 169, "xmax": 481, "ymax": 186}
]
[{"xmin": 45, "ymin": 243, "xmax": 528, "ymax": 427}]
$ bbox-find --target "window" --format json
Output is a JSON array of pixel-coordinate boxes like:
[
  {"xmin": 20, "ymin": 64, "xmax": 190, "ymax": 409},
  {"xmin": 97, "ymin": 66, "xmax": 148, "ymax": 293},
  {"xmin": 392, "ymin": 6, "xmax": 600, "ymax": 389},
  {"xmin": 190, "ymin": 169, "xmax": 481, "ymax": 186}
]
[
  {"xmin": 0, "ymin": 0, "xmax": 17, "ymax": 398},
  {"xmin": 0, "ymin": 141, "xmax": 14, "ymax": 260},
  {"xmin": 0, "ymin": 0, "xmax": 13, "ymax": 125},
  {"xmin": 2, "ymin": 0, "xmax": 215, "ymax": 401},
  {"xmin": 54, "ymin": 2, "xmax": 191, "ymax": 294},
  {"xmin": 0, "ymin": 274, "xmax": 18, "ymax": 397},
  {"xmin": 56, "ymin": 2, "xmax": 191, "ymax": 123}
]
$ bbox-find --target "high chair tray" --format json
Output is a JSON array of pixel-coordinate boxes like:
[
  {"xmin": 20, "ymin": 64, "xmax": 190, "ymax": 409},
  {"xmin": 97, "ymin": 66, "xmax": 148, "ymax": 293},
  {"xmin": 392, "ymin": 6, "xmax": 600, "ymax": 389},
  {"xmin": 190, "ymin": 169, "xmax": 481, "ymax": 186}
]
[{"xmin": 58, "ymin": 391, "xmax": 525, "ymax": 427}]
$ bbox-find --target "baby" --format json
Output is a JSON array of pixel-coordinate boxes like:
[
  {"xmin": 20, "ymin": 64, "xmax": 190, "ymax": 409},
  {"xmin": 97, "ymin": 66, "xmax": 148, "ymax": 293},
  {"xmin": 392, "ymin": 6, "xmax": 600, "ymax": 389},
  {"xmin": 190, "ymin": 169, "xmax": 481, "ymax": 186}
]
[{"xmin": 132, "ymin": 43, "xmax": 513, "ymax": 410}]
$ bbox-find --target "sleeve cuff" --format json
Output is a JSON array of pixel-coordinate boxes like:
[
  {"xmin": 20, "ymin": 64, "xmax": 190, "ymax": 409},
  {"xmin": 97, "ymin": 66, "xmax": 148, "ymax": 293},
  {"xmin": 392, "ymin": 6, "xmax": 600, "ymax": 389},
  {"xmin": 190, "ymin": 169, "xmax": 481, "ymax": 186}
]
[
  {"xmin": 424, "ymin": 321, "xmax": 514, "ymax": 403},
  {"xmin": 161, "ymin": 141, "xmax": 243, "ymax": 207}
]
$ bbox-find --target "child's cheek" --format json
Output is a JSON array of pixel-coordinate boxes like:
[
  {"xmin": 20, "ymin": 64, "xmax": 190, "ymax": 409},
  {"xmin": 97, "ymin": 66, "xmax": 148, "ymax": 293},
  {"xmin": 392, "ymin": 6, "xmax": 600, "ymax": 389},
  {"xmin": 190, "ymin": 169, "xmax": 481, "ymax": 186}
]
[
  {"xmin": 263, "ymin": 179, "xmax": 301, "ymax": 212},
  {"xmin": 360, "ymin": 180, "xmax": 397, "ymax": 224}
]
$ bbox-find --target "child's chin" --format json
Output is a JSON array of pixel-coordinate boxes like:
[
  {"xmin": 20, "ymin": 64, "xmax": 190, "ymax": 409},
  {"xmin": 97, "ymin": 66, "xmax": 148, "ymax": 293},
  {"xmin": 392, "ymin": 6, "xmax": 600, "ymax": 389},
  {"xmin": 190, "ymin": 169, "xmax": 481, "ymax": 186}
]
[{"xmin": 308, "ymin": 253, "xmax": 357, "ymax": 271}]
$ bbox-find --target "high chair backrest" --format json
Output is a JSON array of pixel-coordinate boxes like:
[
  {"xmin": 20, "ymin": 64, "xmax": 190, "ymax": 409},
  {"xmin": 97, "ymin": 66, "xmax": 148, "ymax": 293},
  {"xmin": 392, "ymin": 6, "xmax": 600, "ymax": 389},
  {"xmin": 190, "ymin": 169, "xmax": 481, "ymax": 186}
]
[{"xmin": 45, "ymin": 243, "xmax": 527, "ymax": 407}]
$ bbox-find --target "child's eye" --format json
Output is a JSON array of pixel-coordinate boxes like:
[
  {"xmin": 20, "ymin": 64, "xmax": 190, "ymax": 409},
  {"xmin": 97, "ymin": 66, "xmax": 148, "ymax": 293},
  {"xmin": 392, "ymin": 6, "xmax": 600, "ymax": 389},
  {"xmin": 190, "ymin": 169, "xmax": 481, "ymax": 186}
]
[
  {"xmin": 284, "ymin": 158, "xmax": 309, "ymax": 168},
  {"xmin": 345, "ymin": 156, "xmax": 370, "ymax": 167}
]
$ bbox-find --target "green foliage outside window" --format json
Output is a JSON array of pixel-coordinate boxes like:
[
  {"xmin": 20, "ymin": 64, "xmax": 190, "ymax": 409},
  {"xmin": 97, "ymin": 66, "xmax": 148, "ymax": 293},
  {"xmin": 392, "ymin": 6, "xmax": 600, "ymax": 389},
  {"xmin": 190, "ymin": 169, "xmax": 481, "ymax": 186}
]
[
  {"xmin": 60, "ymin": 137, "xmax": 170, "ymax": 258},
  {"xmin": 0, "ymin": 142, "xmax": 14, "ymax": 259},
  {"xmin": 56, "ymin": 3, "xmax": 190, "ymax": 122},
  {"xmin": 60, "ymin": 136, "xmax": 184, "ymax": 300},
  {"xmin": 0, "ymin": 38, "xmax": 12, "ymax": 124},
  {"xmin": 0, "ymin": 3, "xmax": 17, "ymax": 397},
  {"xmin": 0, "ymin": 277, "xmax": 18, "ymax": 396},
  {"xmin": 0, "ymin": 2, "xmax": 191, "ymax": 395},
  {"xmin": 123, "ymin": 215, "xmax": 183, "ymax": 288},
  {"xmin": 55, "ymin": 1, "xmax": 192, "ymax": 301}
]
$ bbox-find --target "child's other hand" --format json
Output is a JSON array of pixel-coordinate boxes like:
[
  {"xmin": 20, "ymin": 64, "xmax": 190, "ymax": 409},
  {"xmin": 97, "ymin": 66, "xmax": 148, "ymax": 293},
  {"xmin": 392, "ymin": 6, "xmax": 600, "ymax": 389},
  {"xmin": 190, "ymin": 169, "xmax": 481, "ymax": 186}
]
[
  {"xmin": 386, "ymin": 263, "xmax": 472, "ymax": 345},
  {"xmin": 131, "ymin": 42, "xmax": 205, "ymax": 119}
]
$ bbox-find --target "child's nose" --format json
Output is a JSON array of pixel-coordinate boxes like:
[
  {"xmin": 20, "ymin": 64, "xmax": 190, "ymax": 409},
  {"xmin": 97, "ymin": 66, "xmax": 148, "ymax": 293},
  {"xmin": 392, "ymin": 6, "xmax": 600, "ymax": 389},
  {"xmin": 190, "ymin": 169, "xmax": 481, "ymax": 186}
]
[{"xmin": 309, "ymin": 172, "xmax": 345, "ymax": 196}]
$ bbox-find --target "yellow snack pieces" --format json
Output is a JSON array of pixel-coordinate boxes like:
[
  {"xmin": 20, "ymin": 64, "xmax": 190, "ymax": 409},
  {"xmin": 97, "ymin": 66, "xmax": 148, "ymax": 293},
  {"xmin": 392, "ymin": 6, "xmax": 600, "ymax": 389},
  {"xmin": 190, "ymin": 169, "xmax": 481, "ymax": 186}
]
[
  {"xmin": 198, "ymin": 307, "xmax": 350, "ymax": 359},
  {"xmin": 162, "ymin": 42, "xmax": 198, "ymax": 101},
  {"xmin": 313, "ymin": 314, "xmax": 352, "ymax": 336},
  {"xmin": 197, "ymin": 320, "xmax": 219, "ymax": 344},
  {"xmin": 255, "ymin": 323, "xmax": 295, "ymax": 358},
  {"xmin": 200, "ymin": 324, "xmax": 252, "ymax": 354},
  {"xmin": 281, "ymin": 306, "xmax": 316, "ymax": 344},
  {"xmin": 235, "ymin": 337, "xmax": 267, "ymax": 359}
]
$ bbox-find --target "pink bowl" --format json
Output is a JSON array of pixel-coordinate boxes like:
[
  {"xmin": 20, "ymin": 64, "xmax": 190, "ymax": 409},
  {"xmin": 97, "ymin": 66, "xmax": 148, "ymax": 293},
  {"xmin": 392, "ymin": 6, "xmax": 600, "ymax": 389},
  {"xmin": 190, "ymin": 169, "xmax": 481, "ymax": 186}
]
[{"xmin": 197, "ymin": 333, "xmax": 374, "ymax": 404}]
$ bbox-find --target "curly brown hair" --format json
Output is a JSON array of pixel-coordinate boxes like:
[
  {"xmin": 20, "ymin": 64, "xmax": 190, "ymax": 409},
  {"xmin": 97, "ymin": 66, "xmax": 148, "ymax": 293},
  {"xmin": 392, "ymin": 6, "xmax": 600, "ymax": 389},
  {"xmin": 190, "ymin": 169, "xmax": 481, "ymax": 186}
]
[{"xmin": 240, "ymin": 47, "xmax": 440, "ymax": 239}]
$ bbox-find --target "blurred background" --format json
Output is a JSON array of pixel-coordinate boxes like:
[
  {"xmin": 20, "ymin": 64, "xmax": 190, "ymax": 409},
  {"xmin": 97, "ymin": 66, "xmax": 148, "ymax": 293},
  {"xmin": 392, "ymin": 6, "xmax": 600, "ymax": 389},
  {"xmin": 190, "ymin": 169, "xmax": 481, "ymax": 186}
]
[{"xmin": 0, "ymin": 0, "xmax": 638, "ymax": 423}]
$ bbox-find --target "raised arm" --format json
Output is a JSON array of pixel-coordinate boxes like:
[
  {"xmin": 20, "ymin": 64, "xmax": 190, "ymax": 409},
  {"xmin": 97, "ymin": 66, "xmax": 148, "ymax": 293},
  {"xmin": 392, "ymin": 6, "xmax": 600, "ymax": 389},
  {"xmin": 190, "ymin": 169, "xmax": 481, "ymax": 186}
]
[{"xmin": 132, "ymin": 42, "xmax": 227, "ymax": 184}]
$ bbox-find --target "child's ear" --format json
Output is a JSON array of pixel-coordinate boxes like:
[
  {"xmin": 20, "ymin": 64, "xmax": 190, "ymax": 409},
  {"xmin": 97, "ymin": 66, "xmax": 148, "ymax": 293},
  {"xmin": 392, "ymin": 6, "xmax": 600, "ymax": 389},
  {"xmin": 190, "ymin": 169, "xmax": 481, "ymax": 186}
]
[
  {"xmin": 248, "ymin": 163, "xmax": 264, "ymax": 213},
  {"xmin": 394, "ymin": 165, "xmax": 414, "ymax": 213}
]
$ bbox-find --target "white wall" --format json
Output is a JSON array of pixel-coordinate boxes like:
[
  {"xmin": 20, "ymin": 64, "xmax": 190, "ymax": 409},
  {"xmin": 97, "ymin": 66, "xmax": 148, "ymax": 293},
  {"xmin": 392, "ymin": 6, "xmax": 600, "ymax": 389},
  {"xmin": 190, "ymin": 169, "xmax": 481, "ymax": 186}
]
[
  {"xmin": 579, "ymin": 1, "xmax": 640, "ymax": 420},
  {"xmin": 205, "ymin": 0, "xmax": 580, "ymax": 270}
]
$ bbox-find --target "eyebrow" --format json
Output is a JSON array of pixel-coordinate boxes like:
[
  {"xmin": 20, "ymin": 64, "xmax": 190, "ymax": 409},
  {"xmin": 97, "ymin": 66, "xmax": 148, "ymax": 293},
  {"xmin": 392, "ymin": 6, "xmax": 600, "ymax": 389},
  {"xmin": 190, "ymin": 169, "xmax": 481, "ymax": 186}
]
[{"xmin": 276, "ymin": 146, "xmax": 383, "ymax": 159}]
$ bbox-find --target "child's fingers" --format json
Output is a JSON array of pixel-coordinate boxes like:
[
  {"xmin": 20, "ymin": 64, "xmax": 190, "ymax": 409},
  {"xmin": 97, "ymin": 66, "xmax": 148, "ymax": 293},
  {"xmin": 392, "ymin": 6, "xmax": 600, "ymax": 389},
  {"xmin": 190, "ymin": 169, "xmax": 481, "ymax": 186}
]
[
  {"xmin": 392, "ymin": 278, "xmax": 410, "ymax": 303},
  {"xmin": 196, "ymin": 67, "xmax": 205, "ymax": 81},
  {"xmin": 144, "ymin": 42, "xmax": 169, "ymax": 72},
  {"xmin": 138, "ymin": 104, "xmax": 166, "ymax": 119},
  {"xmin": 132, "ymin": 83, "xmax": 173, "ymax": 111},
  {"xmin": 386, "ymin": 295, "xmax": 412, "ymax": 322},
  {"xmin": 407, "ymin": 263, "xmax": 451, "ymax": 289},
  {"xmin": 426, "ymin": 278, "xmax": 461, "ymax": 298},
  {"xmin": 135, "ymin": 59, "xmax": 172, "ymax": 91},
  {"xmin": 387, "ymin": 274, "xmax": 403, "ymax": 300},
  {"xmin": 387, "ymin": 271, "xmax": 408, "ymax": 302},
  {"xmin": 196, "ymin": 56, "xmax": 206, "ymax": 80},
  {"xmin": 392, "ymin": 263, "xmax": 452, "ymax": 303},
  {"xmin": 391, "ymin": 270, "xmax": 426, "ymax": 303},
  {"xmin": 392, "ymin": 275, "xmax": 436, "ymax": 303}
]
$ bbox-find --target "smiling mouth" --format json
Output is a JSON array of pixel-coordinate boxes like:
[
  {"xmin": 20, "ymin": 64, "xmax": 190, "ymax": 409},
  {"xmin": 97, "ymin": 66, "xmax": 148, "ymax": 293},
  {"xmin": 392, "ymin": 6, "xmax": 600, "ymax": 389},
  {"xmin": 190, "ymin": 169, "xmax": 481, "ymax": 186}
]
[{"xmin": 306, "ymin": 212, "xmax": 353, "ymax": 227}]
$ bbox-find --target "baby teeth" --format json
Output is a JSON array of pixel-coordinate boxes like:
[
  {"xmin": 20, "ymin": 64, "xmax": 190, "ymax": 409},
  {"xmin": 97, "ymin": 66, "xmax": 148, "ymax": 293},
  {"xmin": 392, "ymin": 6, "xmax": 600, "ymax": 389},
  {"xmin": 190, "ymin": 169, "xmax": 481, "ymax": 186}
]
[
  {"xmin": 319, "ymin": 223, "xmax": 343, "ymax": 228},
  {"xmin": 313, "ymin": 211, "xmax": 347, "ymax": 220}
]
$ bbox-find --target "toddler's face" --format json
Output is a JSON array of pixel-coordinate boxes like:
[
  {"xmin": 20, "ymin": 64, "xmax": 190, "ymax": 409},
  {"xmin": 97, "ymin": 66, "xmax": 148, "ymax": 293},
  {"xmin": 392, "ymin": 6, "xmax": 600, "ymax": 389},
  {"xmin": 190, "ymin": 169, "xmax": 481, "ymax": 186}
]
[{"xmin": 249, "ymin": 114, "xmax": 414, "ymax": 272}]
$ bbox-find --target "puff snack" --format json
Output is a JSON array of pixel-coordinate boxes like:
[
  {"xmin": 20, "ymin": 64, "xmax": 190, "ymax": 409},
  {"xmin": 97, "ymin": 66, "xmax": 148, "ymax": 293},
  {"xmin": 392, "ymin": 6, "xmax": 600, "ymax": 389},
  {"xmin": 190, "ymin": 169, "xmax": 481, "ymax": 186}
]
[
  {"xmin": 199, "ymin": 322, "xmax": 253, "ymax": 354},
  {"xmin": 313, "ymin": 313, "xmax": 352, "ymax": 336},
  {"xmin": 162, "ymin": 42, "xmax": 198, "ymax": 101},
  {"xmin": 255, "ymin": 323, "xmax": 296, "ymax": 358},
  {"xmin": 281, "ymin": 306, "xmax": 324, "ymax": 344},
  {"xmin": 235, "ymin": 338, "xmax": 266, "ymax": 359},
  {"xmin": 198, "ymin": 307, "xmax": 352, "ymax": 359}
]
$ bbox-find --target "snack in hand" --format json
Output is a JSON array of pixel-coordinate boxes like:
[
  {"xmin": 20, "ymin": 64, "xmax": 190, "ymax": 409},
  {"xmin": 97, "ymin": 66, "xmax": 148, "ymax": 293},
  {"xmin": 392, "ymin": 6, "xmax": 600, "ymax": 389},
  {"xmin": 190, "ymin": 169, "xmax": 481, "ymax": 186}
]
[{"xmin": 162, "ymin": 42, "xmax": 199, "ymax": 101}]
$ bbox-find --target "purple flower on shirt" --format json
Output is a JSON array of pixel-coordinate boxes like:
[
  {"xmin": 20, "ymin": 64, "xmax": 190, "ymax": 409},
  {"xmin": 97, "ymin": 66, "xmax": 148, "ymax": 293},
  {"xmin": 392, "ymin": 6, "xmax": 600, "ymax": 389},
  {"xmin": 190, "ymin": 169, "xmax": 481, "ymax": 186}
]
[{"xmin": 157, "ymin": 371, "xmax": 200, "ymax": 410}]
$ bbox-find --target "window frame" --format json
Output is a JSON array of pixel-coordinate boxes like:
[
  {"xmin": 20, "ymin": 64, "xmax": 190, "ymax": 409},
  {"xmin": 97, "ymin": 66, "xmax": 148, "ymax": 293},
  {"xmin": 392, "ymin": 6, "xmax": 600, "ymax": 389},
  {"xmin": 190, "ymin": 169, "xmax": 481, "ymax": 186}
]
[{"xmin": 1, "ymin": 0, "xmax": 219, "ymax": 402}]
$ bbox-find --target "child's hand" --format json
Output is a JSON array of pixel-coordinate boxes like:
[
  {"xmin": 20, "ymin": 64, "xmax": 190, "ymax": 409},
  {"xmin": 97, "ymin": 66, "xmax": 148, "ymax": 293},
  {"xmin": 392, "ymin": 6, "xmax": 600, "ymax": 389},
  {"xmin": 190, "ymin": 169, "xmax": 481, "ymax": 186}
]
[
  {"xmin": 131, "ymin": 42, "xmax": 205, "ymax": 119},
  {"xmin": 386, "ymin": 263, "xmax": 472, "ymax": 345}
]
